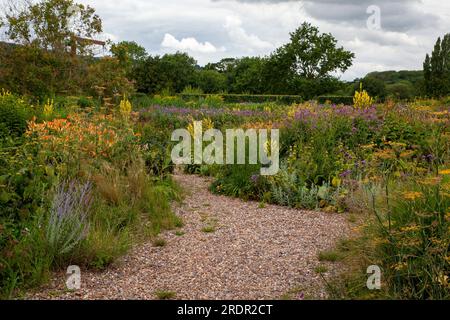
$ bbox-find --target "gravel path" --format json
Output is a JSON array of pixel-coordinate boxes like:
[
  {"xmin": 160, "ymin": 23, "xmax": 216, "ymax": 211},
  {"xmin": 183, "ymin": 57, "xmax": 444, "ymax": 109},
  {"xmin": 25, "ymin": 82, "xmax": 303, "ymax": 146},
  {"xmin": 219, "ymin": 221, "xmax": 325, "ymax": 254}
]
[{"xmin": 29, "ymin": 174, "xmax": 350, "ymax": 300}]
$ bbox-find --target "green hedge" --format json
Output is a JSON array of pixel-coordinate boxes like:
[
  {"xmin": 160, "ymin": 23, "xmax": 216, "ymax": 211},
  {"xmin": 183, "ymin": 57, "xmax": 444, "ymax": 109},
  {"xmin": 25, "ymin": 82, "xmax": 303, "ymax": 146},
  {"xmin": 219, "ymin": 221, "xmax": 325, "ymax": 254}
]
[
  {"xmin": 316, "ymin": 96, "xmax": 354, "ymax": 105},
  {"xmin": 179, "ymin": 93, "xmax": 303, "ymax": 105}
]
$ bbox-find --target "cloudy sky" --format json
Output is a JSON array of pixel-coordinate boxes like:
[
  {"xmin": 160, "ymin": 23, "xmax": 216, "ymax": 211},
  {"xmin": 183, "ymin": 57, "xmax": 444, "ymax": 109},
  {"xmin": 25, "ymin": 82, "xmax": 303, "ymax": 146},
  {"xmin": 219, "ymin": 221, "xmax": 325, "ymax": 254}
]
[{"xmin": 76, "ymin": 0, "xmax": 449, "ymax": 80}]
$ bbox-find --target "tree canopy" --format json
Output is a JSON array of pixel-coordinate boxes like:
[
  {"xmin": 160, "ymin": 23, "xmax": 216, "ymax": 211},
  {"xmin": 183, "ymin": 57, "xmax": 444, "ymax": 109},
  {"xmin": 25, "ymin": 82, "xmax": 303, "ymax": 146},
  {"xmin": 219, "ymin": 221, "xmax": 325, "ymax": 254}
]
[{"xmin": 424, "ymin": 34, "xmax": 450, "ymax": 97}]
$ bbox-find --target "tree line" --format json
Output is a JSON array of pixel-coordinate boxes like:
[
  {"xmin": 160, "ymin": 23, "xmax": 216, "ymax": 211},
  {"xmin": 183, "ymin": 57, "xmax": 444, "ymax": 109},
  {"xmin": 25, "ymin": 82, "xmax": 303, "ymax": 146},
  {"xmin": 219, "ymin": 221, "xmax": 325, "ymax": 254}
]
[{"xmin": 114, "ymin": 22, "xmax": 355, "ymax": 100}]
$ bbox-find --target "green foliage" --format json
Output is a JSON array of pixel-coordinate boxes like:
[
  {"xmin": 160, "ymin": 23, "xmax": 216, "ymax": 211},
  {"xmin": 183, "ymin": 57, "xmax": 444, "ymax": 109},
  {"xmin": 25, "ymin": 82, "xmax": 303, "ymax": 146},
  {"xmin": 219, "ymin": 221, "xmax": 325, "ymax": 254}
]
[
  {"xmin": 0, "ymin": 92, "xmax": 34, "ymax": 138},
  {"xmin": 180, "ymin": 93, "xmax": 303, "ymax": 104},
  {"xmin": 275, "ymin": 22, "xmax": 355, "ymax": 79},
  {"xmin": 317, "ymin": 96, "xmax": 353, "ymax": 105},
  {"xmin": 386, "ymin": 81, "xmax": 414, "ymax": 100},
  {"xmin": 424, "ymin": 34, "xmax": 450, "ymax": 97},
  {"xmin": 3, "ymin": 0, "xmax": 102, "ymax": 52},
  {"xmin": 195, "ymin": 70, "xmax": 227, "ymax": 94},
  {"xmin": 0, "ymin": 102, "xmax": 182, "ymax": 297},
  {"xmin": 110, "ymin": 41, "xmax": 148, "ymax": 74},
  {"xmin": 133, "ymin": 52, "xmax": 197, "ymax": 94},
  {"xmin": 210, "ymin": 164, "xmax": 264, "ymax": 200}
]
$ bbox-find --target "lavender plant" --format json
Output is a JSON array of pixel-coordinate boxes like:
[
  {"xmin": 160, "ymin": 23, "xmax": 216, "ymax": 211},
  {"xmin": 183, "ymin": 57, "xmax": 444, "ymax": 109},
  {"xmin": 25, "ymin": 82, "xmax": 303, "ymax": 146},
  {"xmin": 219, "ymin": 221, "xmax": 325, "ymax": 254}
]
[{"xmin": 46, "ymin": 180, "xmax": 93, "ymax": 260}]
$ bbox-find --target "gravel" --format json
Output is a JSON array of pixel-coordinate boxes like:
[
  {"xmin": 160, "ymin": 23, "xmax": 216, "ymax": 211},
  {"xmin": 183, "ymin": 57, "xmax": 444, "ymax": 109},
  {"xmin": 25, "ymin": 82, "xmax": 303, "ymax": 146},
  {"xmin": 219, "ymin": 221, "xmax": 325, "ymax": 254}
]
[{"xmin": 28, "ymin": 174, "xmax": 350, "ymax": 300}]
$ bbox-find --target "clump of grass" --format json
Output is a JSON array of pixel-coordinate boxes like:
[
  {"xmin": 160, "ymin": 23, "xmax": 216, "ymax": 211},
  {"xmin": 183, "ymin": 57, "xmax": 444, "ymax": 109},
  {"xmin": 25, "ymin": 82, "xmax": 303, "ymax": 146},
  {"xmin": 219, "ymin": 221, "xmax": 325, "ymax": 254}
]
[
  {"xmin": 318, "ymin": 250, "xmax": 343, "ymax": 262},
  {"xmin": 153, "ymin": 238, "xmax": 167, "ymax": 247},
  {"xmin": 154, "ymin": 290, "xmax": 176, "ymax": 300},
  {"xmin": 139, "ymin": 179, "xmax": 184, "ymax": 237},
  {"xmin": 201, "ymin": 225, "xmax": 216, "ymax": 233},
  {"xmin": 280, "ymin": 286, "xmax": 305, "ymax": 300},
  {"xmin": 175, "ymin": 231, "xmax": 185, "ymax": 236},
  {"xmin": 315, "ymin": 265, "xmax": 328, "ymax": 274}
]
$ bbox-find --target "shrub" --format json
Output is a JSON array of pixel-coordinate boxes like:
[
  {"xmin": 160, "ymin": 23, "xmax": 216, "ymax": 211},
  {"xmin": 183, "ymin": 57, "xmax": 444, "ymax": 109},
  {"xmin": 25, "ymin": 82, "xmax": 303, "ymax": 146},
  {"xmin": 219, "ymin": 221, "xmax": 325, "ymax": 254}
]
[
  {"xmin": 77, "ymin": 96, "xmax": 95, "ymax": 109},
  {"xmin": 0, "ymin": 90, "xmax": 33, "ymax": 138},
  {"xmin": 316, "ymin": 96, "xmax": 353, "ymax": 105},
  {"xmin": 46, "ymin": 181, "xmax": 92, "ymax": 264}
]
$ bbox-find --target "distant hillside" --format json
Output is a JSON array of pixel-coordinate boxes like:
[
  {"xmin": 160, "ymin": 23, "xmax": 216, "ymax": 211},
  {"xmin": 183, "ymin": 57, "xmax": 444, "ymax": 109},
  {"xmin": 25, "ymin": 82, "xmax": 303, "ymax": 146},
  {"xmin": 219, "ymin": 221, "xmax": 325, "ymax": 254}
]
[{"xmin": 365, "ymin": 70, "xmax": 424, "ymax": 86}]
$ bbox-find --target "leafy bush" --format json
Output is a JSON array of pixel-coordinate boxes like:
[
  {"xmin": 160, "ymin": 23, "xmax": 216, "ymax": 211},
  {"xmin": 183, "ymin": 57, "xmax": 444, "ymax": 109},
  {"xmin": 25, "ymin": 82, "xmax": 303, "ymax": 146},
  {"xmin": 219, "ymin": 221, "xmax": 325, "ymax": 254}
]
[
  {"xmin": 77, "ymin": 96, "xmax": 95, "ymax": 109},
  {"xmin": 0, "ymin": 91, "xmax": 34, "ymax": 138},
  {"xmin": 316, "ymin": 96, "xmax": 353, "ymax": 105}
]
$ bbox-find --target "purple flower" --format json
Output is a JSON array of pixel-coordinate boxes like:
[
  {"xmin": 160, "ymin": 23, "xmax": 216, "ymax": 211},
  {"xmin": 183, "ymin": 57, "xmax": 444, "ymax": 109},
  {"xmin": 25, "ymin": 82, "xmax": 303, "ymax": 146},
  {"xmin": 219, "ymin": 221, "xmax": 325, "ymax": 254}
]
[
  {"xmin": 340, "ymin": 170, "xmax": 352, "ymax": 178},
  {"xmin": 250, "ymin": 174, "xmax": 260, "ymax": 184}
]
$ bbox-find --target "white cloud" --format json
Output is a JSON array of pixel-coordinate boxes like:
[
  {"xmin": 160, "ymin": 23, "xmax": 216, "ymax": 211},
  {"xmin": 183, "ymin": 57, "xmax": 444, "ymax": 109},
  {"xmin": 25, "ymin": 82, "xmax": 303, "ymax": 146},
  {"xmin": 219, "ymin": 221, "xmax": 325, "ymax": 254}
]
[
  {"xmin": 224, "ymin": 15, "xmax": 274, "ymax": 51},
  {"xmin": 161, "ymin": 33, "xmax": 221, "ymax": 53}
]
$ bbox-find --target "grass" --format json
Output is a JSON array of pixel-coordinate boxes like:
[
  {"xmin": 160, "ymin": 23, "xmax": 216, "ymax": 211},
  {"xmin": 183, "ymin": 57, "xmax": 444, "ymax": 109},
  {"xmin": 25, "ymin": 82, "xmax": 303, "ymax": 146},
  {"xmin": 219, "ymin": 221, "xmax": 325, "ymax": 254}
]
[
  {"xmin": 318, "ymin": 250, "xmax": 343, "ymax": 262},
  {"xmin": 201, "ymin": 225, "xmax": 216, "ymax": 233},
  {"xmin": 280, "ymin": 286, "xmax": 305, "ymax": 300},
  {"xmin": 315, "ymin": 265, "xmax": 329, "ymax": 274},
  {"xmin": 154, "ymin": 290, "xmax": 176, "ymax": 300},
  {"xmin": 152, "ymin": 238, "xmax": 167, "ymax": 247},
  {"xmin": 175, "ymin": 231, "xmax": 185, "ymax": 236}
]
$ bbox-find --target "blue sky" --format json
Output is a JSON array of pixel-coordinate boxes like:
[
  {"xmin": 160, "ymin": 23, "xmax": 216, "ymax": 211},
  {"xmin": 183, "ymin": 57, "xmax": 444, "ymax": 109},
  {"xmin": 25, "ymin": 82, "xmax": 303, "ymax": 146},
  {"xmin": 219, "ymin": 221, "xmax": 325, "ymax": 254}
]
[{"xmin": 63, "ymin": 0, "xmax": 450, "ymax": 80}]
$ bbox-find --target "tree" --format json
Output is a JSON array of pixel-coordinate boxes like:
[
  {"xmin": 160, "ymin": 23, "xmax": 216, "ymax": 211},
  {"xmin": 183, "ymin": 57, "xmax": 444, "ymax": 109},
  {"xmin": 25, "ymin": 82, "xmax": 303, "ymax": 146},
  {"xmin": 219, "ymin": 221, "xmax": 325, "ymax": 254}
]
[
  {"xmin": 195, "ymin": 69, "xmax": 227, "ymax": 93},
  {"xmin": 0, "ymin": 0, "xmax": 106, "ymax": 97},
  {"xmin": 205, "ymin": 58, "xmax": 237, "ymax": 73},
  {"xmin": 229, "ymin": 57, "xmax": 266, "ymax": 94},
  {"xmin": 424, "ymin": 34, "xmax": 450, "ymax": 97},
  {"xmin": 423, "ymin": 54, "xmax": 432, "ymax": 95},
  {"xmin": 264, "ymin": 22, "xmax": 354, "ymax": 96},
  {"xmin": 111, "ymin": 41, "xmax": 147, "ymax": 68},
  {"xmin": 275, "ymin": 22, "xmax": 354, "ymax": 80},
  {"xmin": 386, "ymin": 81, "xmax": 414, "ymax": 100},
  {"xmin": 2, "ymin": 0, "xmax": 102, "ymax": 54},
  {"xmin": 133, "ymin": 52, "xmax": 197, "ymax": 94}
]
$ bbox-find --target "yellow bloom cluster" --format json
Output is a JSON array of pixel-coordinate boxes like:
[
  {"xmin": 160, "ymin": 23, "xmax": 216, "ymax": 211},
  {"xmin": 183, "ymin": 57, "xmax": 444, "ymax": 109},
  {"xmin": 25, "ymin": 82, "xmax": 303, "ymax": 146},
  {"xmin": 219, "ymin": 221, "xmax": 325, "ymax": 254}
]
[
  {"xmin": 119, "ymin": 95, "xmax": 132, "ymax": 118},
  {"xmin": 353, "ymin": 83, "xmax": 374, "ymax": 109},
  {"xmin": 43, "ymin": 99, "xmax": 54, "ymax": 117}
]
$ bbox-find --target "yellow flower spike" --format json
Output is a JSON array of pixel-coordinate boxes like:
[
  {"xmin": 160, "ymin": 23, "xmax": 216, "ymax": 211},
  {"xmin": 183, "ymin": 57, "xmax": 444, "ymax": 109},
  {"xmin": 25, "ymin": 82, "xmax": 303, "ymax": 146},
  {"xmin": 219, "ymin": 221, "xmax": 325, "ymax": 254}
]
[
  {"xmin": 119, "ymin": 95, "xmax": 132, "ymax": 118},
  {"xmin": 43, "ymin": 98, "xmax": 54, "ymax": 117},
  {"xmin": 353, "ymin": 82, "xmax": 374, "ymax": 109}
]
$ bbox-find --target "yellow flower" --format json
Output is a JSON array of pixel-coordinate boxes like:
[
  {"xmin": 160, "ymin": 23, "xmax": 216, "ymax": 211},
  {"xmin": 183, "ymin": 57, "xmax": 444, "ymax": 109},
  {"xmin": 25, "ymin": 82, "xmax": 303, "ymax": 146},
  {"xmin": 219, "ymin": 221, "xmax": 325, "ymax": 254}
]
[
  {"xmin": 419, "ymin": 176, "xmax": 442, "ymax": 186},
  {"xmin": 119, "ymin": 95, "xmax": 132, "ymax": 118},
  {"xmin": 439, "ymin": 169, "xmax": 450, "ymax": 175},
  {"xmin": 202, "ymin": 118, "xmax": 214, "ymax": 131},
  {"xmin": 393, "ymin": 262, "xmax": 408, "ymax": 271},
  {"xmin": 445, "ymin": 211, "xmax": 450, "ymax": 222},
  {"xmin": 437, "ymin": 274, "xmax": 449, "ymax": 287},
  {"xmin": 353, "ymin": 83, "xmax": 374, "ymax": 109},
  {"xmin": 43, "ymin": 99, "xmax": 54, "ymax": 117},
  {"xmin": 374, "ymin": 149, "xmax": 396, "ymax": 160},
  {"xmin": 400, "ymin": 224, "xmax": 421, "ymax": 233},
  {"xmin": 402, "ymin": 191, "xmax": 424, "ymax": 201}
]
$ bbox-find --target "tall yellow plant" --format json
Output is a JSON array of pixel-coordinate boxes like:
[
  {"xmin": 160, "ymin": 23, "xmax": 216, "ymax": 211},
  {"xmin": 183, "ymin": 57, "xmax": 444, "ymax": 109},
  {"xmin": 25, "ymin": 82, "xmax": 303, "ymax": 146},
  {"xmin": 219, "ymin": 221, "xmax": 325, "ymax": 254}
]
[
  {"xmin": 43, "ymin": 98, "xmax": 54, "ymax": 117},
  {"xmin": 353, "ymin": 83, "xmax": 374, "ymax": 109},
  {"xmin": 119, "ymin": 95, "xmax": 132, "ymax": 118}
]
